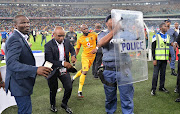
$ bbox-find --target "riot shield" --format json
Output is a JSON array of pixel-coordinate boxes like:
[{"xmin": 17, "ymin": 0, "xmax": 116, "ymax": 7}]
[{"xmin": 111, "ymin": 9, "xmax": 148, "ymax": 85}]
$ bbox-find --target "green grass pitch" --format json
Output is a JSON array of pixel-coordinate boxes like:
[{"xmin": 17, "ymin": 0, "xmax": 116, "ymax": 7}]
[{"xmin": 1, "ymin": 32, "xmax": 180, "ymax": 114}]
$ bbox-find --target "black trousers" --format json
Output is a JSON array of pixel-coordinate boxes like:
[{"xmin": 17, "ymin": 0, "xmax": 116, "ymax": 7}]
[
  {"xmin": 33, "ymin": 35, "xmax": 36, "ymax": 42},
  {"xmin": 177, "ymin": 55, "xmax": 180, "ymax": 95},
  {"xmin": 48, "ymin": 72, "xmax": 72, "ymax": 106},
  {"xmin": 152, "ymin": 60, "xmax": 167, "ymax": 90},
  {"xmin": 92, "ymin": 48, "xmax": 103, "ymax": 77}
]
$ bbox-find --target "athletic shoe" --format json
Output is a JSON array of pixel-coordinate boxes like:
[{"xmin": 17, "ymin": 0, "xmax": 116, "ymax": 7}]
[{"xmin": 78, "ymin": 92, "xmax": 84, "ymax": 98}]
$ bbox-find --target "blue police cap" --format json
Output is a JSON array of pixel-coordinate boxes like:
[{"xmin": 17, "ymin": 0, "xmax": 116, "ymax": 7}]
[
  {"xmin": 164, "ymin": 19, "xmax": 171, "ymax": 23},
  {"xmin": 105, "ymin": 15, "xmax": 111, "ymax": 23}
]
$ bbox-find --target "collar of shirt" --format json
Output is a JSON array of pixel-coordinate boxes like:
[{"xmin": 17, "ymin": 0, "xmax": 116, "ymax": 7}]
[
  {"xmin": 157, "ymin": 32, "xmax": 167, "ymax": 42},
  {"xmin": 14, "ymin": 29, "xmax": 29, "ymax": 41},
  {"xmin": 55, "ymin": 39, "xmax": 64, "ymax": 46},
  {"xmin": 157, "ymin": 32, "xmax": 167, "ymax": 39},
  {"xmin": 175, "ymin": 28, "xmax": 179, "ymax": 33},
  {"xmin": 55, "ymin": 39, "xmax": 65, "ymax": 64}
]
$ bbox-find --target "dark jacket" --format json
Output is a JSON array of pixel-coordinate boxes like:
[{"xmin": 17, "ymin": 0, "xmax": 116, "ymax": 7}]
[
  {"xmin": 44, "ymin": 38, "xmax": 75, "ymax": 77},
  {"xmin": 5, "ymin": 30, "xmax": 38, "ymax": 96}
]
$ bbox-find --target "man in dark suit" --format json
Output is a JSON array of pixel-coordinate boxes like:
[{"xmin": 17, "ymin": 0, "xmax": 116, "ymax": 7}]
[
  {"xmin": 45, "ymin": 26, "xmax": 76, "ymax": 113},
  {"xmin": 5, "ymin": 15, "xmax": 52, "ymax": 114},
  {"xmin": 174, "ymin": 22, "xmax": 180, "ymax": 35},
  {"xmin": 31, "ymin": 29, "xmax": 36, "ymax": 42}
]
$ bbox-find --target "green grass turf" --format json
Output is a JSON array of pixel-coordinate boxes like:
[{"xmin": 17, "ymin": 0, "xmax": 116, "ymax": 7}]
[
  {"xmin": 2, "ymin": 33, "xmax": 180, "ymax": 114},
  {"xmin": 2, "ymin": 61, "xmax": 180, "ymax": 114}
]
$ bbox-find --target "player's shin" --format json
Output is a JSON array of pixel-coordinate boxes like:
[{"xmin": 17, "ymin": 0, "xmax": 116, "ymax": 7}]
[{"xmin": 73, "ymin": 70, "xmax": 82, "ymax": 80}]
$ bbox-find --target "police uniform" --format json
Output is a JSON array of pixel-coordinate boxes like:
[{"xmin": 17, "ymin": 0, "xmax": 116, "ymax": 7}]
[
  {"xmin": 167, "ymin": 28, "xmax": 178, "ymax": 75},
  {"xmin": 98, "ymin": 29, "xmax": 134, "ymax": 114}
]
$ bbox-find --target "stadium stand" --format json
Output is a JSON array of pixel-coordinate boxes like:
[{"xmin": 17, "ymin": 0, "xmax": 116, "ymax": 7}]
[{"xmin": 0, "ymin": 0, "xmax": 180, "ymax": 31}]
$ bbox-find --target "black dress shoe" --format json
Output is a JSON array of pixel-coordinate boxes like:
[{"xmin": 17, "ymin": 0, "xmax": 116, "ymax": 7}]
[
  {"xmin": 61, "ymin": 103, "xmax": 73, "ymax": 114},
  {"xmin": 50, "ymin": 105, "xmax": 57, "ymax": 112},
  {"xmin": 151, "ymin": 90, "xmax": 156, "ymax": 96},
  {"xmin": 171, "ymin": 69, "xmax": 177, "ymax": 76},
  {"xmin": 175, "ymin": 98, "xmax": 180, "ymax": 102},
  {"xmin": 159, "ymin": 88, "xmax": 169, "ymax": 93},
  {"xmin": 174, "ymin": 88, "xmax": 178, "ymax": 93},
  {"xmin": 94, "ymin": 76, "xmax": 99, "ymax": 79}
]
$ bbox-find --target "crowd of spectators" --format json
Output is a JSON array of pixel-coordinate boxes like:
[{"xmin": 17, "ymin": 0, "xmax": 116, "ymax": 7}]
[
  {"xmin": 0, "ymin": 3, "xmax": 180, "ymax": 17},
  {"xmin": 1, "ymin": 2, "xmax": 180, "ymax": 33},
  {"xmin": 1, "ymin": 18, "xmax": 180, "ymax": 35},
  {"xmin": 0, "ymin": 19, "xmax": 105, "ymax": 33}
]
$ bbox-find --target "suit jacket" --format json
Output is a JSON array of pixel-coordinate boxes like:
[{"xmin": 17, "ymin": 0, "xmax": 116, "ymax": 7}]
[
  {"xmin": 44, "ymin": 38, "xmax": 75, "ymax": 78},
  {"xmin": 5, "ymin": 30, "xmax": 38, "ymax": 96}
]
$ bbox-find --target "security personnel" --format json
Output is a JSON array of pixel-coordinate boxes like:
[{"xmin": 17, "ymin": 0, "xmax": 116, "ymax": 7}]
[
  {"xmin": 65, "ymin": 26, "xmax": 77, "ymax": 47},
  {"xmin": 91, "ymin": 15, "xmax": 134, "ymax": 114},
  {"xmin": 151, "ymin": 22, "xmax": 171, "ymax": 95}
]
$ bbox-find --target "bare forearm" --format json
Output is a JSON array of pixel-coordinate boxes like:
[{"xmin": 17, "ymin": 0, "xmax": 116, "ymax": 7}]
[{"xmin": 76, "ymin": 48, "xmax": 80, "ymax": 56}]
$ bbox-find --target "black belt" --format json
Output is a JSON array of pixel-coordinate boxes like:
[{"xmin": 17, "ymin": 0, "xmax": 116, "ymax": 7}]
[
  {"xmin": 104, "ymin": 66, "xmax": 118, "ymax": 71},
  {"xmin": 97, "ymin": 66, "xmax": 117, "ymax": 87}
]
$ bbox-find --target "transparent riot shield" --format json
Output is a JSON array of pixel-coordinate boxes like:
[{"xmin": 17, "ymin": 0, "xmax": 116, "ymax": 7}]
[{"xmin": 111, "ymin": 9, "xmax": 148, "ymax": 85}]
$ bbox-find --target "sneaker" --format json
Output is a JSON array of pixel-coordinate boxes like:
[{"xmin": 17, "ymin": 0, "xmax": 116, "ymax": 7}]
[
  {"xmin": 151, "ymin": 90, "xmax": 156, "ymax": 96},
  {"xmin": 174, "ymin": 88, "xmax": 178, "ymax": 93},
  {"xmin": 159, "ymin": 88, "xmax": 169, "ymax": 93},
  {"xmin": 78, "ymin": 92, "xmax": 84, "ymax": 98}
]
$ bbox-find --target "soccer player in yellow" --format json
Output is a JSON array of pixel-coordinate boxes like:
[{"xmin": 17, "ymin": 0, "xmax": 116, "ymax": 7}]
[{"xmin": 72, "ymin": 24, "xmax": 97, "ymax": 98}]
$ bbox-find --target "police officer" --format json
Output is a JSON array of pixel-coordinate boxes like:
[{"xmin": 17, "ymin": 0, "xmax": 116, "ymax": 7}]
[
  {"xmin": 91, "ymin": 15, "xmax": 134, "ymax": 114},
  {"xmin": 65, "ymin": 26, "xmax": 77, "ymax": 47},
  {"xmin": 165, "ymin": 19, "xmax": 178, "ymax": 76}
]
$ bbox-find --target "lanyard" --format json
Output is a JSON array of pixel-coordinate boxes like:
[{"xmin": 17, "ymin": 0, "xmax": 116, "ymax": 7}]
[{"xmin": 57, "ymin": 44, "xmax": 67, "ymax": 75}]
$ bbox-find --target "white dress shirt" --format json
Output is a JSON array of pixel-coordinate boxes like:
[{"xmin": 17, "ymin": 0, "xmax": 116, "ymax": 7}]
[
  {"xmin": 55, "ymin": 39, "xmax": 66, "ymax": 73},
  {"xmin": 175, "ymin": 28, "xmax": 179, "ymax": 34},
  {"xmin": 14, "ymin": 29, "xmax": 29, "ymax": 42}
]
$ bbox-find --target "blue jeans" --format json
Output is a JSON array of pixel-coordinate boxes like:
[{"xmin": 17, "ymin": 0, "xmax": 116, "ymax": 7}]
[
  {"xmin": 103, "ymin": 70, "xmax": 134, "ymax": 114},
  {"xmin": 14, "ymin": 96, "xmax": 32, "ymax": 114},
  {"xmin": 169, "ymin": 46, "xmax": 176, "ymax": 69}
]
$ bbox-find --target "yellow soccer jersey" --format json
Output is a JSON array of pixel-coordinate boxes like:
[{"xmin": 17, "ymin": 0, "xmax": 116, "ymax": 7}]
[{"xmin": 76, "ymin": 33, "xmax": 97, "ymax": 58}]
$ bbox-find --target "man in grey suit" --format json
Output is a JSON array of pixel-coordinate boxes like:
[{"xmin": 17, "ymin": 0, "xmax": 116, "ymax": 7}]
[{"xmin": 5, "ymin": 15, "xmax": 52, "ymax": 114}]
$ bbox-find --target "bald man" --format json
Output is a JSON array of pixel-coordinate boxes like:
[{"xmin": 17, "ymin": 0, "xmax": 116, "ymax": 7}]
[
  {"xmin": 5, "ymin": 15, "xmax": 52, "ymax": 114},
  {"xmin": 72, "ymin": 24, "xmax": 97, "ymax": 98},
  {"xmin": 45, "ymin": 26, "xmax": 76, "ymax": 113}
]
